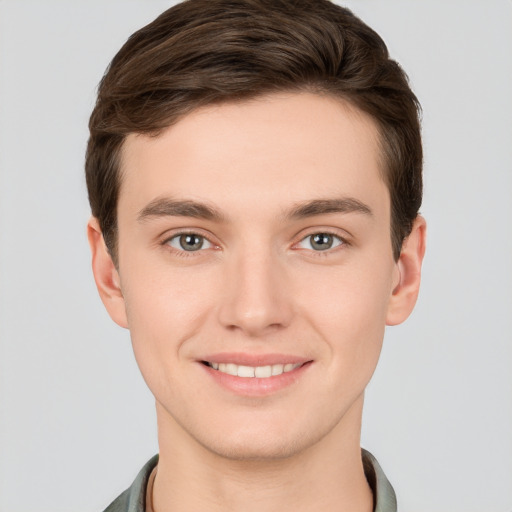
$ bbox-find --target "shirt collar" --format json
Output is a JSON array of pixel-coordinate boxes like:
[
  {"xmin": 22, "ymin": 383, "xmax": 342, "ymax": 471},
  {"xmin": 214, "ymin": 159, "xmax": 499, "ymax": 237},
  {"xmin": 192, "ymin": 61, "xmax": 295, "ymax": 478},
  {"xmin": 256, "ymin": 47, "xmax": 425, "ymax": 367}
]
[{"xmin": 362, "ymin": 448, "xmax": 397, "ymax": 512}]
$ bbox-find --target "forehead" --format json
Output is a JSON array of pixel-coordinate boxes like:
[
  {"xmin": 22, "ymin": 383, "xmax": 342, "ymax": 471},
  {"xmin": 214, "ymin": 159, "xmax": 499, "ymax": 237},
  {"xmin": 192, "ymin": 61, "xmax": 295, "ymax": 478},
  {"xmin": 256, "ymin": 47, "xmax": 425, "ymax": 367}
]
[{"xmin": 118, "ymin": 92, "xmax": 388, "ymax": 219}]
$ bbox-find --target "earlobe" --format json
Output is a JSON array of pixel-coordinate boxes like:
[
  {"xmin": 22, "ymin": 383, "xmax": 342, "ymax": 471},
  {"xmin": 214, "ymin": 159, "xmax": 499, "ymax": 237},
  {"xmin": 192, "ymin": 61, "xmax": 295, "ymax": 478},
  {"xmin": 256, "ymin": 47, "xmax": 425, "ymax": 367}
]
[
  {"xmin": 87, "ymin": 217, "xmax": 129, "ymax": 329},
  {"xmin": 386, "ymin": 216, "xmax": 427, "ymax": 326}
]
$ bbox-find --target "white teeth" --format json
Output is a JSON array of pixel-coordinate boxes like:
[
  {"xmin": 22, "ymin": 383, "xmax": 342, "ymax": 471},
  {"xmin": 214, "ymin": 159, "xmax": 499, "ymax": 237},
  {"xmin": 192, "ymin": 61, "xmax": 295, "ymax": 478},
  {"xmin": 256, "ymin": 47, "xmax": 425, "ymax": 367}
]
[
  {"xmin": 237, "ymin": 365, "xmax": 255, "ymax": 378},
  {"xmin": 218, "ymin": 363, "xmax": 238, "ymax": 376},
  {"xmin": 272, "ymin": 364, "xmax": 284, "ymax": 376},
  {"xmin": 209, "ymin": 362, "xmax": 301, "ymax": 378},
  {"xmin": 255, "ymin": 365, "xmax": 272, "ymax": 378},
  {"xmin": 226, "ymin": 363, "xmax": 238, "ymax": 376}
]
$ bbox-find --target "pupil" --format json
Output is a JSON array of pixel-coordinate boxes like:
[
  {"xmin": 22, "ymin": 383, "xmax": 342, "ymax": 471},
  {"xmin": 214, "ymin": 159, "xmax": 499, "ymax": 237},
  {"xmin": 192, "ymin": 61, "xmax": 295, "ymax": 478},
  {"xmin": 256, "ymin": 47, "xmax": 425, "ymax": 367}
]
[
  {"xmin": 312, "ymin": 233, "xmax": 332, "ymax": 250},
  {"xmin": 180, "ymin": 234, "xmax": 203, "ymax": 251}
]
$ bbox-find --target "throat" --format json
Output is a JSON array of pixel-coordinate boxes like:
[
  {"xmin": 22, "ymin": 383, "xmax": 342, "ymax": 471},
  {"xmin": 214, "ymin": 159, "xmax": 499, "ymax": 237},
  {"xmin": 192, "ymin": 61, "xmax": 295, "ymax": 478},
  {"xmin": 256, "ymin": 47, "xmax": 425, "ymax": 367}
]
[{"xmin": 151, "ymin": 448, "xmax": 374, "ymax": 512}]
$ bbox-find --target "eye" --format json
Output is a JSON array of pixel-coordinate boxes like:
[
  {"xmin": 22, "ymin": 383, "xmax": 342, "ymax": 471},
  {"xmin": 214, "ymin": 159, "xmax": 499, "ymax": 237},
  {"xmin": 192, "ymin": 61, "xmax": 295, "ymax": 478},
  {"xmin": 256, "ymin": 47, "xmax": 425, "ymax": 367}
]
[
  {"xmin": 297, "ymin": 232, "xmax": 344, "ymax": 251},
  {"xmin": 167, "ymin": 233, "xmax": 213, "ymax": 252}
]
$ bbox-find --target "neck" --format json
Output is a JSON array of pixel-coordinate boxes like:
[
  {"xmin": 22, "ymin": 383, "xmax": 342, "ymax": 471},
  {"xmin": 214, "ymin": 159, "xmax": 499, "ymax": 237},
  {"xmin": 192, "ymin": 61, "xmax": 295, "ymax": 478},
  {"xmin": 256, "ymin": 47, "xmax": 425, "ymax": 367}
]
[{"xmin": 152, "ymin": 395, "xmax": 373, "ymax": 512}]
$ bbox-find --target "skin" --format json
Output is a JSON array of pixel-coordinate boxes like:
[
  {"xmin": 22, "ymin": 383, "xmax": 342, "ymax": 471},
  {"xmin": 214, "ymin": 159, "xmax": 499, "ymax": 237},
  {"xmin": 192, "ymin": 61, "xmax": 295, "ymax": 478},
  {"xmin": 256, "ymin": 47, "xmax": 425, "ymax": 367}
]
[{"xmin": 88, "ymin": 92, "xmax": 426, "ymax": 512}]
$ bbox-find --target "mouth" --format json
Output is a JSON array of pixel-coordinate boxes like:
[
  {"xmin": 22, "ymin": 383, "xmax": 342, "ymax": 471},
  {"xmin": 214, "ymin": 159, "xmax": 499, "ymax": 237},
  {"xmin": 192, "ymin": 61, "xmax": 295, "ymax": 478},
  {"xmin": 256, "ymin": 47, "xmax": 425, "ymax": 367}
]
[
  {"xmin": 200, "ymin": 355, "xmax": 312, "ymax": 395},
  {"xmin": 202, "ymin": 361, "xmax": 303, "ymax": 378}
]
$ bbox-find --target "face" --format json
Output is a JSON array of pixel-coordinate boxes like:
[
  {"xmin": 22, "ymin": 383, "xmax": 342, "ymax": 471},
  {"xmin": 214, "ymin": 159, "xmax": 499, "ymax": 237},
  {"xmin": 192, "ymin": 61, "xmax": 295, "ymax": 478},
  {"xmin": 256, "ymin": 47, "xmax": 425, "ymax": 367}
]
[{"xmin": 95, "ymin": 93, "xmax": 413, "ymax": 460}]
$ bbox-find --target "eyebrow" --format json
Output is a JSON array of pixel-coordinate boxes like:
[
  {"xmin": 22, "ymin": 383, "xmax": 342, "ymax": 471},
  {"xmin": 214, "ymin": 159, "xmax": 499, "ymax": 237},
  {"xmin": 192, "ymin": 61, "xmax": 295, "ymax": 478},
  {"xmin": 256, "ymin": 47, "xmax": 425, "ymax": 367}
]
[
  {"xmin": 137, "ymin": 198, "xmax": 225, "ymax": 222},
  {"xmin": 137, "ymin": 196, "xmax": 373, "ymax": 223},
  {"xmin": 285, "ymin": 197, "xmax": 373, "ymax": 219}
]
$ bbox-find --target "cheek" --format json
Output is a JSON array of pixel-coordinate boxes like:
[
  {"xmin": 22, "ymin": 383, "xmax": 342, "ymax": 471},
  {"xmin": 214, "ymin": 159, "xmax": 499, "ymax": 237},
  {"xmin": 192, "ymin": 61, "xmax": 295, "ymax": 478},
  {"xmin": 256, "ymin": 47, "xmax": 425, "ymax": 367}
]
[
  {"xmin": 122, "ymin": 251, "xmax": 216, "ymax": 330},
  {"xmin": 296, "ymin": 262, "xmax": 393, "ymax": 367},
  {"xmin": 120, "ymin": 262, "xmax": 219, "ymax": 384}
]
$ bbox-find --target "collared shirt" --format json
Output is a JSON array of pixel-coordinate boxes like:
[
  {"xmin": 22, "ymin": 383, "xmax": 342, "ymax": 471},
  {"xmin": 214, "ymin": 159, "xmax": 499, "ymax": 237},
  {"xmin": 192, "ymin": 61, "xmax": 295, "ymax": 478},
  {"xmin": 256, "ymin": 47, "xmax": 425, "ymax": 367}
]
[{"xmin": 103, "ymin": 449, "xmax": 397, "ymax": 512}]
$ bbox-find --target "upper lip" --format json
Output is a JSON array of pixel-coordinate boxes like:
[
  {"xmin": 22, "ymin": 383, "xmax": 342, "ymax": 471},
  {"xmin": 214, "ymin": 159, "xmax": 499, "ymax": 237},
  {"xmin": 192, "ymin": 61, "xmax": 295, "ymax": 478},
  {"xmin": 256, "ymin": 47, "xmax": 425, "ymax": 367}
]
[{"xmin": 200, "ymin": 352, "xmax": 312, "ymax": 367}]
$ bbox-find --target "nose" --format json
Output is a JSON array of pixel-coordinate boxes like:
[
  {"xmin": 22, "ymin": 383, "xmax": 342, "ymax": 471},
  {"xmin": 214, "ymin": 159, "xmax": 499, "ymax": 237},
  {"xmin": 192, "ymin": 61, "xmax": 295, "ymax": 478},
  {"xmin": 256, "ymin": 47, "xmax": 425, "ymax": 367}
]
[{"xmin": 217, "ymin": 248, "xmax": 294, "ymax": 337}]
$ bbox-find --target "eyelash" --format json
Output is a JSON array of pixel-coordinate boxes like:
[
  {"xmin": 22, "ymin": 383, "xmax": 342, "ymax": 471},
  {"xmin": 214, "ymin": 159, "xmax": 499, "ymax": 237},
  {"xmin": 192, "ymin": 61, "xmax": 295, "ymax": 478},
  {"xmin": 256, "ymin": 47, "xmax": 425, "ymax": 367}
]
[
  {"xmin": 161, "ymin": 230, "xmax": 217, "ymax": 258},
  {"xmin": 161, "ymin": 230, "xmax": 349, "ymax": 257},
  {"xmin": 293, "ymin": 231, "xmax": 348, "ymax": 254}
]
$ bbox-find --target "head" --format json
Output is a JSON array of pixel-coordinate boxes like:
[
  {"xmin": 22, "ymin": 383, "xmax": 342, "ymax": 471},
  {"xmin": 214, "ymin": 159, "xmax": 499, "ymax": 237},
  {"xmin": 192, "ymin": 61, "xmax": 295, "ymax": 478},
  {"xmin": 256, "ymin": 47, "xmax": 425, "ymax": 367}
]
[
  {"xmin": 86, "ymin": 0, "xmax": 426, "ymax": 461},
  {"xmin": 86, "ymin": 0, "xmax": 422, "ymax": 266}
]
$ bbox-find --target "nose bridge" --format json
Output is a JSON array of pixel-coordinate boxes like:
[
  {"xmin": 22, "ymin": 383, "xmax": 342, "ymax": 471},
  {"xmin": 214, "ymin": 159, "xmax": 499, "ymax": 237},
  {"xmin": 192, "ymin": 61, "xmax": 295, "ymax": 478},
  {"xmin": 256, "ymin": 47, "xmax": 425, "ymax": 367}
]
[{"xmin": 218, "ymin": 240, "xmax": 292, "ymax": 335}]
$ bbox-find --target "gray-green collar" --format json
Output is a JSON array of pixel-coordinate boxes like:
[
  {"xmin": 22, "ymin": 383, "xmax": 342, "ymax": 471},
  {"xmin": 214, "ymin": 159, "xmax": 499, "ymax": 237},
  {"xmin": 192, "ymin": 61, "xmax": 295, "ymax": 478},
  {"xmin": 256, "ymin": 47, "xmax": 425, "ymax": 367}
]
[{"xmin": 362, "ymin": 449, "xmax": 398, "ymax": 512}]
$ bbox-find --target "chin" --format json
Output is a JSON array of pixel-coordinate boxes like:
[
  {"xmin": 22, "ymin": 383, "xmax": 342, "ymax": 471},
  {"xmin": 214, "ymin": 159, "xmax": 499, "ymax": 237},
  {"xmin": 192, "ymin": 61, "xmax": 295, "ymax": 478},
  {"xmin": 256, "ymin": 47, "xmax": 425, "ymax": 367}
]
[
  {"xmin": 189, "ymin": 410, "xmax": 344, "ymax": 463},
  {"xmin": 197, "ymin": 431, "xmax": 312, "ymax": 462}
]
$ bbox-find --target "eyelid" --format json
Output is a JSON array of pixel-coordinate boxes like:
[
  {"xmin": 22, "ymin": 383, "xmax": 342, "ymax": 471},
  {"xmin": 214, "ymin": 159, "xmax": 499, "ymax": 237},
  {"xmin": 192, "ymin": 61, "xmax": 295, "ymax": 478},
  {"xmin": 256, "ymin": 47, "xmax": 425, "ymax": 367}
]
[
  {"xmin": 160, "ymin": 228, "xmax": 220, "ymax": 253},
  {"xmin": 292, "ymin": 228, "xmax": 350, "ymax": 252},
  {"xmin": 158, "ymin": 227, "xmax": 350, "ymax": 255},
  {"xmin": 168, "ymin": 233, "xmax": 213, "ymax": 250}
]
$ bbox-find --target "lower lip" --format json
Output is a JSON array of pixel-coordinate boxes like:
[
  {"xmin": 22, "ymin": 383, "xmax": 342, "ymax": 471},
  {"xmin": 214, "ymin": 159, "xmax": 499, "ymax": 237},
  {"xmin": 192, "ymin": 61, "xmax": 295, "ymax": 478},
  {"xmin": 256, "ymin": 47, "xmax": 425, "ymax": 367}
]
[{"xmin": 201, "ymin": 362, "xmax": 312, "ymax": 396}]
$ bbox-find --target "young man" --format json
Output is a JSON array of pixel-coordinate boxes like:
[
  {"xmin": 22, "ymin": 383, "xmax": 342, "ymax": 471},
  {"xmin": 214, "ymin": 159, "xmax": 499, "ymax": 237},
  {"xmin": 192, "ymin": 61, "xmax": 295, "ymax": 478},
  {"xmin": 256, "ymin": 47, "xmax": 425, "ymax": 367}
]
[{"xmin": 86, "ymin": 1, "xmax": 426, "ymax": 511}]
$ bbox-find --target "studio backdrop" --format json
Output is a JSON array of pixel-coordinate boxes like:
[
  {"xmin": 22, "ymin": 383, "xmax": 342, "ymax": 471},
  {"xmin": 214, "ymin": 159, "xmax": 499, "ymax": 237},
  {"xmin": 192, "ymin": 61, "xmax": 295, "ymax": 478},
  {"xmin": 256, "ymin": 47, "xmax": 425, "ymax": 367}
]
[{"xmin": 0, "ymin": 1, "xmax": 510, "ymax": 511}]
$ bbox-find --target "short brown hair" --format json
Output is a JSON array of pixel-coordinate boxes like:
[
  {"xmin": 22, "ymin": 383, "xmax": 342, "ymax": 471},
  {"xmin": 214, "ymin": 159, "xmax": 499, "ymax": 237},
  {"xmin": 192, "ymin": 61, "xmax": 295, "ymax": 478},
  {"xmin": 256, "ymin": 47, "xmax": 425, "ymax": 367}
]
[{"xmin": 86, "ymin": 0, "xmax": 422, "ymax": 263}]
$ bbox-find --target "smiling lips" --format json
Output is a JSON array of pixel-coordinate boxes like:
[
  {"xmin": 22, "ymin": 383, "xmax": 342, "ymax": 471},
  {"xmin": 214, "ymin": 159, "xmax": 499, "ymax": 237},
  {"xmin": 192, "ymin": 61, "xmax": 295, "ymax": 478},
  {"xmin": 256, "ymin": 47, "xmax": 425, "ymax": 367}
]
[
  {"xmin": 200, "ymin": 354, "xmax": 312, "ymax": 395},
  {"xmin": 198, "ymin": 352, "xmax": 313, "ymax": 397},
  {"xmin": 205, "ymin": 361, "xmax": 302, "ymax": 378}
]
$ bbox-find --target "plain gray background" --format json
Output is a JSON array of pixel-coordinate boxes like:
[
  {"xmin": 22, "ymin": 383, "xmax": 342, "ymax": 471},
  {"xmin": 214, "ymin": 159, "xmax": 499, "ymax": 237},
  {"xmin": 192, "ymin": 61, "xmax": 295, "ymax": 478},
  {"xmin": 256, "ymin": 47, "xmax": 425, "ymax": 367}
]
[{"xmin": 0, "ymin": 1, "xmax": 511, "ymax": 511}]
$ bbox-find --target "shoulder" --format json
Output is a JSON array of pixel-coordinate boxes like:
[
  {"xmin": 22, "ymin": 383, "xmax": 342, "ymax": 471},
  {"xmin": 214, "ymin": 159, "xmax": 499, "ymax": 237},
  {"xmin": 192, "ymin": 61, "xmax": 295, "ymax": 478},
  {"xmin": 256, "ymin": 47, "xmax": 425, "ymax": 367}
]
[
  {"xmin": 362, "ymin": 449, "xmax": 397, "ymax": 512},
  {"xmin": 102, "ymin": 455, "xmax": 159, "ymax": 512}
]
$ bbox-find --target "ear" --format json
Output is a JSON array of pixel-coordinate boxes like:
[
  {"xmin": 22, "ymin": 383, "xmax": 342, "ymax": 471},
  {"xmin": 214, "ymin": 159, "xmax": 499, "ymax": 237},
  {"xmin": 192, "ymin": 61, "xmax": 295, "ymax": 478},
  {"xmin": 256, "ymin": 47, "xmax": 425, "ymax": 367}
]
[
  {"xmin": 87, "ymin": 217, "xmax": 128, "ymax": 328},
  {"xmin": 386, "ymin": 215, "xmax": 427, "ymax": 326}
]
